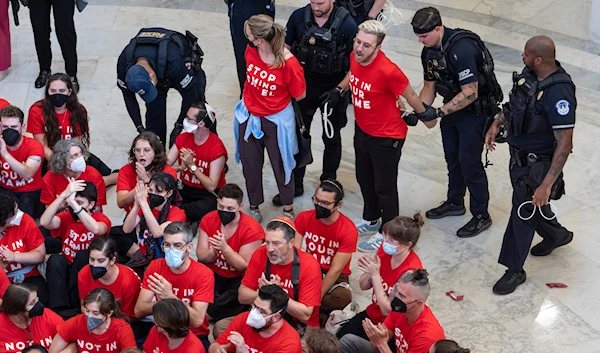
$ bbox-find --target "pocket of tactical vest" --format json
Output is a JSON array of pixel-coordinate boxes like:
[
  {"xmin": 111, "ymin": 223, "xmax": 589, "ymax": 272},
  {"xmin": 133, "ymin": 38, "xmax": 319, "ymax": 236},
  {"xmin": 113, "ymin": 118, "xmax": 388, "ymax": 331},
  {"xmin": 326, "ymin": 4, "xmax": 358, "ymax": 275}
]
[{"xmin": 527, "ymin": 160, "xmax": 565, "ymax": 200}]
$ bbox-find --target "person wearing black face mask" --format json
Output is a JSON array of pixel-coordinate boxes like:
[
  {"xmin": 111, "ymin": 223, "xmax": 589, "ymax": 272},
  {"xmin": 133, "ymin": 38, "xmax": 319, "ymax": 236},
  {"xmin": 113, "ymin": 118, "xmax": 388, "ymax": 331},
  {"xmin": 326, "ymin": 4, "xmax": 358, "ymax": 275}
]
[
  {"xmin": 0, "ymin": 105, "xmax": 46, "ymax": 218},
  {"xmin": 293, "ymin": 179, "xmax": 357, "ymax": 326},
  {"xmin": 196, "ymin": 183, "xmax": 265, "ymax": 339}
]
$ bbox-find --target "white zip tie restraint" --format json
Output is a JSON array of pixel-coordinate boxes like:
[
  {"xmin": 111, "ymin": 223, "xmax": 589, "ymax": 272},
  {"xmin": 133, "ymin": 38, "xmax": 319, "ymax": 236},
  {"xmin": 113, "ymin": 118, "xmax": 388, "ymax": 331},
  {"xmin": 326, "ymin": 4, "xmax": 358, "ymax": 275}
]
[
  {"xmin": 321, "ymin": 101, "xmax": 335, "ymax": 139},
  {"xmin": 377, "ymin": 0, "xmax": 405, "ymax": 28},
  {"xmin": 517, "ymin": 201, "xmax": 558, "ymax": 221}
]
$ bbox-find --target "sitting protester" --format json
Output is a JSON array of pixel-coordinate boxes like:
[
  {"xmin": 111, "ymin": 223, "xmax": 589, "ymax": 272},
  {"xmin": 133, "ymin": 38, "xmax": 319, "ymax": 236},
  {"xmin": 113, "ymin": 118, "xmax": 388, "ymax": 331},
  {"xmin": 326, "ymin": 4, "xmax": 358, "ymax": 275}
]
[
  {"xmin": 0, "ymin": 284, "xmax": 64, "ymax": 353},
  {"xmin": 430, "ymin": 339, "xmax": 471, "ymax": 353},
  {"xmin": 305, "ymin": 327, "xmax": 341, "ymax": 353},
  {"xmin": 40, "ymin": 180, "xmax": 110, "ymax": 318},
  {"xmin": 0, "ymin": 270, "xmax": 9, "ymax": 303},
  {"xmin": 0, "ymin": 105, "xmax": 45, "ymax": 218}
]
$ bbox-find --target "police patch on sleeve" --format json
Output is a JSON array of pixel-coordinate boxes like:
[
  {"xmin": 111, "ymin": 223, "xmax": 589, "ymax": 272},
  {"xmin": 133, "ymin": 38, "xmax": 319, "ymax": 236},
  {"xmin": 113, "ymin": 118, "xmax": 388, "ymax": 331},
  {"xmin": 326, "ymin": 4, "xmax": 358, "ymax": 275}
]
[
  {"xmin": 180, "ymin": 74, "xmax": 193, "ymax": 88},
  {"xmin": 458, "ymin": 68, "xmax": 473, "ymax": 81},
  {"xmin": 555, "ymin": 100, "xmax": 570, "ymax": 116}
]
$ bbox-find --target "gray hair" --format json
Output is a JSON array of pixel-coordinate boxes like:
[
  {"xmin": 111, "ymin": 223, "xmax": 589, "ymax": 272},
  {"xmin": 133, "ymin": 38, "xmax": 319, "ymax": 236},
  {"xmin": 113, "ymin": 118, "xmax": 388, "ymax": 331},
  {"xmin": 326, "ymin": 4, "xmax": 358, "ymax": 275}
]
[
  {"xmin": 163, "ymin": 221, "xmax": 194, "ymax": 244},
  {"xmin": 49, "ymin": 139, "xmax": 90, "ymax": 174},
  {"xmin": 358, "ymin": 20, "xmax": 387, "ymax": 45},
  {"xmin": 398, "ymin": 269, "xmax": 430, "ymax": 301}
]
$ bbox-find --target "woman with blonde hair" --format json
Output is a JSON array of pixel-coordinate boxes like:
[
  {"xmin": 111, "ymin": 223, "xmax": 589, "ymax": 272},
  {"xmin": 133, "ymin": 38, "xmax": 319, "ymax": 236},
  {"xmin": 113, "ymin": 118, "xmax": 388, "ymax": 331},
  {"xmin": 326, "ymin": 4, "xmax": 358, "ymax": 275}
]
[{"xmin": 234, "ymin": 14, "xmax": 306, "ymax": 222}]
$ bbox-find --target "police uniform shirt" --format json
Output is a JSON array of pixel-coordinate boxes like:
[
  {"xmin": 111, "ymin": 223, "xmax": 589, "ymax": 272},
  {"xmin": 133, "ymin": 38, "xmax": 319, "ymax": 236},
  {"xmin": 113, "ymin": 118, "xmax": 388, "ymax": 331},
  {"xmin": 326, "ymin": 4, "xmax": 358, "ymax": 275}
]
[{"xmin": 285, "ymin": 4, "xmax": 357, "ymax": 85}]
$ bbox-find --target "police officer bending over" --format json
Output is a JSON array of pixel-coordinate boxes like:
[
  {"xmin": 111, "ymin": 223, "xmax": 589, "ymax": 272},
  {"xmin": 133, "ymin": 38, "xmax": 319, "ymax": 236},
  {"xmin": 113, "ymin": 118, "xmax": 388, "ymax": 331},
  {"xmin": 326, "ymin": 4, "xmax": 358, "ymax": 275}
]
[
  {"xmin": 486, "ymin": 36, "xmax": 575, "ymax": 295},
  {"xmin": 412, "ymin": 7, "xmax": 504, "ymax": 238},
  {"xmin": 274, "ymin": 0, "xmax": 357, "ymax": 205},
  {"xmin": 117, "ymin": 28, "xmax": 209, "ymax": 147}
]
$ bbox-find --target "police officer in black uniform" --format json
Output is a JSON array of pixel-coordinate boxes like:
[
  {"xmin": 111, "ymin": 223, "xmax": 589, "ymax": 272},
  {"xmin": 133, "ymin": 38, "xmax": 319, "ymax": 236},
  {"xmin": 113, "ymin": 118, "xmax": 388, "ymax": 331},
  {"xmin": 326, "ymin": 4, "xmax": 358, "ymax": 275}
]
[
  {"xmin": 412, "ymin": 7, "xmax": 503, "ymax": 238},
  {"xmin": 486, "ymin": 36, "xmax": 575, "ymax": 295},
  {"xmin": 117, "ymin": 28, "xmax": 208, "ymax": 147},
  {"xmin": 335, "ymin": 0, "xmax": 385, "ymax": 25},
  {"xmin": 271, "ymin": 0, "xmax": 357, "ymax": 205}
]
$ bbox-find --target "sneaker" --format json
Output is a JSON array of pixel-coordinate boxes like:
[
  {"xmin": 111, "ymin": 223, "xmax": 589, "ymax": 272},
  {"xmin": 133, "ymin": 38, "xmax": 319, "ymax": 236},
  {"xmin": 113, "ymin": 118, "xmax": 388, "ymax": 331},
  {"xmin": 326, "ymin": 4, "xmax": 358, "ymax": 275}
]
[
  {"xmin": 272, "ymin": 189, "xmax": 304, "ymax": 206},
  {"xmin": 426, "ymin": 201, "xmax": 466, "ymax": 219},
  {"xmin": 493, "ymin": 270, "xmax": 526, "ymax": 295},
  {"xmin": 283, "ymin": 208, "xmax": 295, "ymax": 220},
  {"xmin": 354, "ymin": 218, "xmax": 381, "ymax": 236},
  {"xmin": 249, "ymin": 207, "xmax": 263, "ymax": 223},
  {"xmin": 70, "ymin": 76, "xmax": 80, "ymax": 93},
  {"xmin": 456, "ymin": 215, "xmax": 492, "ymax": 238},
  {"xmin": 35, "ymin": 70, "xmax": 51, "ymax": 89},
  {"xmin": 357, "ymin": 232, "xmax": 384, "ymax": 253},
  {"xmin": 531, "ymin": 232, "xmax": 573, "ymax": 256}
]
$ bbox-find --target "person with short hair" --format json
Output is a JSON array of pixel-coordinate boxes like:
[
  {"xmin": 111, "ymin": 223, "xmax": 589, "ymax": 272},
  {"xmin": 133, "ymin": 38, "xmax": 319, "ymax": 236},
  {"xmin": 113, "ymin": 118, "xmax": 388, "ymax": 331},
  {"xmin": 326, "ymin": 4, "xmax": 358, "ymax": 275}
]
[
  {"xmin": 0, "ymin": 105, "xmax": 45, "ymax": 218},
  {"xmin": 135, "ymin": 222, "xmax": 214, "ymax": 352},
  {"xmin": 0, "ymin": 284, "xmax": 64, "ymax": 353},
  {"xmin": 430, "ymin": 339, "xmax": 470, "ymax": 353},
  {"xmin": 142, "ymin": 298, "xmax": 205, "ymax": 353},
  {"xmin": 294, "ymin": 180, "xmax": 357, "ymax": 325},
  {"xmin": 305, "ymin": 327, "xmax": 340, "ymax": 353},
  {"xmin": 23, "ymin": 346, "xmax": 49, "ymax": 353},
  {"xmin": 239, "ymin": 216, "xmax": 323, "ymax": 328},
  {"xmin": 196, "ymin": 184, "xmax": 264, "ymax": 338},
  {"xmin": 49, "ymin": 288, "xmax": 136, "ymax": 353},
  {"xmin": 209, "ymin": 284, "xmax": 302, "ymax": 353}
]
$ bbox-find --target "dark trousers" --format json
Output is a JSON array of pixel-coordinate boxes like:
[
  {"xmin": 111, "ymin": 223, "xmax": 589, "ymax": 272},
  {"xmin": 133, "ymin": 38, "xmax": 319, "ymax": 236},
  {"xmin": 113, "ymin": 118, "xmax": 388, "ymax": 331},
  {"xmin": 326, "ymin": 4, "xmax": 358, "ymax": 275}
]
[
  {"xmin": 228, "ymin": 0, "xmax": 274, "ymax": 94},
  {"xmin": 109, "ymin": 226, "xmax": 137, "ymax": 262},
  {"xmin": 23, "ymin": 275, "xmax": 49, "ymax": 307},
  {"xmin": 0, "ymin": 188, "xmax": 44, "ymax": 218},
  {"xmin": 294, "ymin": 84, "xmax": 348, "ymax": 190},
  {"xmin": 180, "ymin": 185, "xmax": 218, "ymax": 223},
  {"xmin": 87, "ymin": 152, "xmax": 113, "ymax": 177},
  {"xmin": 46, "ymin": 251, "xmax": 89, "ymax": 315},
  {"xmin": 207, "ymin": 273, "xmax": 248, "ymax": 322},
  {"xmin": 440, "ymin": 111, "xmax": 490, "ymax": 217},
  {"xmin": 41, "ymin": 226, "xmax": 63, "ymax": 254},
  {"xmin": 29, "ymin": 0, "xmax": 77, "ymax": 76},
  {"xmin": 354, "ymin": 123, "xmax": 404, "ymax": 227},
  {"xmin": 499, "ymin": 161, "xmax": 571, "ymax": 271},
  {"xmin": 238, "ymin": 119, "xmax": 294, "ymax": 206},
  {"xmin": 337, "ymin": 310, "xmax": 396, "ymax": 353}
]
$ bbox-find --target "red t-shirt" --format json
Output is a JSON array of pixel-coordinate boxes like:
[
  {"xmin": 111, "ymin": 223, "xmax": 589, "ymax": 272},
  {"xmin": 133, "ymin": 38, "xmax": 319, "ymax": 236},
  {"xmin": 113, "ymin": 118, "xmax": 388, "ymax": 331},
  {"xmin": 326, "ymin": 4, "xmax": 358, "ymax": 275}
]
[
  {"xmin": 365, "ymin": 249, "xmax": 422, "ymax": 324},
  {"xmin": 242, "ymin": 246, "xmax": 322, "ymax": 327},
  {"xmin": 40, "ymin": 166, "xmax": 107, "ymax": 206},
  {"xmin": 55, "ymin": 211, "xmax": 111, "ymax": 264},
  {"xmin": 295, "ymin": 210, "xmax": 358, "ymax": 275},
  {"xmin": 0, "ymin": 137, "xmax": 44, "ymax": 192},
  {"xmin": 136, "ymin": 206, "xmax": 186, "ymax": 255},
  {"xmin": 384, "ymin": 305, "xmax": 445, "ymax": 353},
  {"xmin": 349, "ymin": 51, "xmax": 410, "ymax": 139},
  {"xmin": 116, "ymin": 163, "xmax": 178, "ymax": 213},
  {"xmin": 57, "ymin": 314, "xmax": 136, "ymax": 353},
  {"xmin": 0, "ymin": 99, "xmax": 9, "ymax": 110},
  {"xmin": 1, "ymin": 213, "xmax": 45, "ymax": 280},
  {"xmin": 0, "ymin": 271, "xmax": 9, "ymax": 299},
  {"xmin": 78, "ymin": 264, "xmax": 141, "ymax": 318},
  {"xmin": 142, "ymin": 259, "xmax": 214, "ymax": 337},
  {"xmin": 26, "ymin": 101, "xmax": 86, "ymax": 140},
  {"xmin": 142, "ymin": 326, "xmax": 205, "ymax": 353},
  {"xmin": 174, "ymin": 132, "xmax": 227, "ymax": 190},
  {"xmin": 0, "ymin": 309, "xmax": 64, "ymax": 353},
  {"xmin": 214, "ymin": 312, "xmax": 302, "ymax": 353},
  {"xmin": 200, "ymin": 211, "xmax": 265, "ymax": 278},
  {"xmin": 242, "ymin": 46, "xmax": 306, "ymax": 116}
]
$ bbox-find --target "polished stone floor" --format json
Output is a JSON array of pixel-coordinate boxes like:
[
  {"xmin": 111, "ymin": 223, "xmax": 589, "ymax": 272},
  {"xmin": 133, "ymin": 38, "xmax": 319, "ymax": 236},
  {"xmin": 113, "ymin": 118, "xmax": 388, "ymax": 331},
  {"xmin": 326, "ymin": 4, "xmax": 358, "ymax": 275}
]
[{"xmin": 2, "ymin": 0, "xmax": 600, "ymax": 352}]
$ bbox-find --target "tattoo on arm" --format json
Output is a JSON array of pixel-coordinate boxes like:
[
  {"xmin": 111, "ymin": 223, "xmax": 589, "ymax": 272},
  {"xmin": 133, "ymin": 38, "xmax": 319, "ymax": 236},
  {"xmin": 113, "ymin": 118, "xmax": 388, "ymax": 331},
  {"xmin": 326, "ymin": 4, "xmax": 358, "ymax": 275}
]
[
  {"xmin": 443, "ymin": 82, "xmax": 478, "ymax": 115},
  {"xmin": 547, "ymin": 129, "xmax": 572, "ymax": 179}
]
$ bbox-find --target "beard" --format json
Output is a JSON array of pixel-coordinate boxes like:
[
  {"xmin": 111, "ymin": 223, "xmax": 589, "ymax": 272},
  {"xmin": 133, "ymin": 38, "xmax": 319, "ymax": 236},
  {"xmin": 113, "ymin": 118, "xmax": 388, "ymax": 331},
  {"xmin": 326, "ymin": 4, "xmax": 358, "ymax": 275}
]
[{"xmin": 268, "ymin": 249, "xmax": 289, "ymax": 265}]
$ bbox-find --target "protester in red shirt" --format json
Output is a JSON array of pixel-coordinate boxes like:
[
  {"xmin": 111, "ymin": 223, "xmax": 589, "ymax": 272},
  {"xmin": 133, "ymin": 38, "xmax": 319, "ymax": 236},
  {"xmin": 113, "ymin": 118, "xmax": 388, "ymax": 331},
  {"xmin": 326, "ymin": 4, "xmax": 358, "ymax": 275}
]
[
  {"xmin": 40, "ymin": 180, "xmax": 110, "ymax": 318},
  {"xmin": 135, "ymin": 222, "xmax": 214, "ymax": 352},
  {"xmin": 234, "ymin": 15, "xmax": 306, "ymax": 222},
  {"xmin": 26, "ymin": 73, "xmax": 118, "ymax": 186},
  {"xmin": 143, "ymin": 298, "xmax": 205, "ymax": 353},
  {"xmin": 0, "ymin": 105, "xmax": 45, "ymax": 218},
  {"xmin": 294, "ymin": 180, "xmax": 357, "ymax": 326},
  {"xmin": 239, "ymin": 216, "xmax": 322, "ymax": 328},
  {"xmin": 49, "ymin": 288, "xmax": 136, "ymax": 353},
  {"xmin": 209, "ymin": 284, "xmax": 302, "ymax": 353},
  {"xmin": 337, "ymin": 212, "xmax": 424, "ymax": 344},
  {"xmin": 0, "ymin": 270, "xmax": 9, "ymax": 302},
  {"xmin": 196, "ymin": 184, "xmax": 264, "ymax": 338},
  {"xmin": 0, "ymin": 192, "xmax": 47, "ymax": 305},
  {"xmin": 167, "ymin": 102, "xmax": 227, "ymax": 223},
  {"xmin": 0, "ymin": 99, "xmax": 9, "ymax": 110}
]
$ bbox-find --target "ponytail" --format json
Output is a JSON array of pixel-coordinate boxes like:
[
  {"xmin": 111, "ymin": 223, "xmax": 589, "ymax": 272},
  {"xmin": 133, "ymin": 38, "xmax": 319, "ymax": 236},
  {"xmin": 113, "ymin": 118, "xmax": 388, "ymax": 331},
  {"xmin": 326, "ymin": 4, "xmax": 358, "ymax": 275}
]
[{"xmin": 247, "ymin": 14, "xmax": 287, "ymax": 68}]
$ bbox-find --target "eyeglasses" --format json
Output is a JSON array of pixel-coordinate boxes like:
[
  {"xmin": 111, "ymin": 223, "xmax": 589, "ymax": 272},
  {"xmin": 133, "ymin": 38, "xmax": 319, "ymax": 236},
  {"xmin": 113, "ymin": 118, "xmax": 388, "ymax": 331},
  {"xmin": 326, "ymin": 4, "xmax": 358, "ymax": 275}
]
[
  {"xmin": 161, "ymin": 242, "xmax": 189, "ymax": 251},
  {"xmin": 312, "ymin": 195, "xmax": 335, "ymax": 207},
  {"xmin": 250, "ymin": 303, "xmax": 271, "ymax": 316}
]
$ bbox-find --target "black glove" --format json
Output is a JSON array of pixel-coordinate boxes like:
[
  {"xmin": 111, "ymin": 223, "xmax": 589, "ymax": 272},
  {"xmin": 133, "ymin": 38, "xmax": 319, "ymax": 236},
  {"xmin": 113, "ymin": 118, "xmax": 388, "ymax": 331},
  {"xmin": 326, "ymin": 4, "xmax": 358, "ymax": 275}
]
[
  {"xmin": 318, "ymin": 88, "xmax": 341, "ymax": 111},
  {"xmin": 168, "ymin": 123, "xmax": 183, "ymax": 148},
  {"xmin": 136, "ymin": 125, "xmax": 146, "ymax": 134},
  {"xmin": 403, "ymin": 113, "xmax": 418, "ymax": 126},
  {"xmin": 416, "ymin": 103, "xmax": 437, "ymax": 122}
]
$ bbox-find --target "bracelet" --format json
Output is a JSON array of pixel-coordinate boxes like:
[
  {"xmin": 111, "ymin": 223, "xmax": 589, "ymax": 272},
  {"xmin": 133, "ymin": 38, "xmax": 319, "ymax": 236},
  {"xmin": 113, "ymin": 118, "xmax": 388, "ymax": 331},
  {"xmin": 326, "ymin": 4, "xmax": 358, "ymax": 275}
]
[{"xmin": 73, "ymin": 207, "xmax": 85, "ymax": 215}]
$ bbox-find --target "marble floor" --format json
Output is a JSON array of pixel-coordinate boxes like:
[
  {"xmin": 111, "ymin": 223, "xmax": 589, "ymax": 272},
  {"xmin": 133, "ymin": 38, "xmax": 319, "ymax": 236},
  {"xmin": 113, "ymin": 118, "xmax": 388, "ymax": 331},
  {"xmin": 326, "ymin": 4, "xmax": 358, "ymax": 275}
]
[{"xmin": 2, "ymin": 0, "xmax": 600, "ymax": 352}]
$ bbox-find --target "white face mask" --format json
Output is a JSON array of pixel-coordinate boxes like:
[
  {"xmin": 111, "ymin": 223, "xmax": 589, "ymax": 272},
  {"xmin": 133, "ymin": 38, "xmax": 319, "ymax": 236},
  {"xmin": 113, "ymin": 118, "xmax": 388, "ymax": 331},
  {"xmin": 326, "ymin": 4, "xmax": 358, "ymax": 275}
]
[
  {"xmin": 70, "ymin": 156, "xmax": 86, "ymax": 172},
  {"xmin": 9, "ymin": 209, "xmax": 24, "ymax": 226},
  {"xmin": 246, "ymin": 307, "xmax": 281, "ymax": 330},
  {"xmin": 182, "ymin": 118, "xmax": 198, "ymax": 133}
]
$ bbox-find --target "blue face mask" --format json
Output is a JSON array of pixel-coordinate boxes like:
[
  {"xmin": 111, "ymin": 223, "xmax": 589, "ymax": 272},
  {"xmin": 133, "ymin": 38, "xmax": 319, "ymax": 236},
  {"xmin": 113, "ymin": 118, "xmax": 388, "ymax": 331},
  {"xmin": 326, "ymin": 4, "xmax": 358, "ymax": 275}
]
[
  {"xmin": 165, "ymin": 247, "xmax": 186, "ymax": 268},
  {"xmin": 382, "ymin": 242, "xmax": 398, "ymax": 255}
]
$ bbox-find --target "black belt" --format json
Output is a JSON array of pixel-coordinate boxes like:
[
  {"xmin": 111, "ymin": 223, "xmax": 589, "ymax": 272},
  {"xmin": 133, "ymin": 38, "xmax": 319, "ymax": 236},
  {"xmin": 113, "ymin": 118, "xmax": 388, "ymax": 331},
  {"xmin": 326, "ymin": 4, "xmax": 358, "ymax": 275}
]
[{"xmin": 509, "ymin": 147, "xmax": 552, "ymax": 167}]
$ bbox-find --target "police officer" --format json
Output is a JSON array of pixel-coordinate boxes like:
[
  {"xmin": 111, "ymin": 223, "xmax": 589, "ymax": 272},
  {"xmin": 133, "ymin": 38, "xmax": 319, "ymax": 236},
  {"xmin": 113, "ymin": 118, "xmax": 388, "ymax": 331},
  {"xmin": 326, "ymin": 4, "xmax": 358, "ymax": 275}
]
[
  {"xmin": 336, "ymin": 0, "xmax": 386, "ymax": 25},
  {"xmin": 486, "ymin": 36, "xmax": 575, "ymax": 295},
  {"xmin": 272, "ymin": 0, "xmax": 357, "ymax": 205},
  {"xmin": 412, "ymin": 7, "xmax": 503, "ymax": 238},
  {"xmin": 117, "ymin": 27, "xmax": 208, "ymax": 147}
]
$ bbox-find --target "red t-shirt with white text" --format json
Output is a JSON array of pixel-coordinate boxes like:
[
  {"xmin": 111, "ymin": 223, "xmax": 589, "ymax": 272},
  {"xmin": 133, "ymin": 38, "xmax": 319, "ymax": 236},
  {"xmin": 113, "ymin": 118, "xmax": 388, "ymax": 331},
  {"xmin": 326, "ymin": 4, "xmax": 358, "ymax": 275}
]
[
  {"xmin": 214, "ymin": 312, "xmax": 302, "ymax": 353},
  {"xmin": 142, "ymin": 259, "xmax": 214, "ymax": 336},
  {"xmin": 27, "ymin": 101, "xmax": 86, "ymax": 140},
  {"xmin": 40, "ymin": 166, "xmax": 106, "ymax": 206},
  {"xmin": 1, "ymin": 213, "xmax": 45, "ymax": 280},
  {"xmin": 384, "ymin": 305, "xmax": 445, "ymax": 353},
  {"xmin": 349, "ymin": 51, "xmax": 410, "ymax": 139},
  {"xmin": 136, "ymin": 206, "xmax": 186, "ymax": 255},
  {"xmin": 365, "ymin": 249, "xmax": 422, "ymax": 324},
  {"xmin": 174, "ymin": 132, "xmax": 227, "ymax": 190},
  {"xmin": 0, "ymin": 309, "xmax": 64, "ymax": 353},
  {"xmin": 78, "ymin": 264, "xmax": 141, "ymax": 318},
  {"xmin": 243, "ymin": 46, "xmax": 306, "ymax": 116},
  {"xmin": 57, "ymin": 314, "xmax": 136, "ymax": 353},
  {"xmin": 116, "ymin": 163, "xmax": 177, "ymax": 213},
  {"xmin": 143, "ymin": 326, "xmax": 205, "ymax": 353},
  {"xmin": 200, "ymin": 211, "xmax": 264, "ymax": 278},
  {"xmin": 0, "ymin": 136, "xmax": 44, "ymax": 192},
  {"xmin": 0, "ymin": 271, "xmax": 9, "ymax": 299},
  {"xmin": 295, "ymin": 210, "xmax": 358, "ymax": 275},
  {"xmin": 242, "ymin": 246, "xmax": 322, "ymax": 327},
  {"xmin": 55, "ymin": 211, "xmax": 111, "ymax": 264}
]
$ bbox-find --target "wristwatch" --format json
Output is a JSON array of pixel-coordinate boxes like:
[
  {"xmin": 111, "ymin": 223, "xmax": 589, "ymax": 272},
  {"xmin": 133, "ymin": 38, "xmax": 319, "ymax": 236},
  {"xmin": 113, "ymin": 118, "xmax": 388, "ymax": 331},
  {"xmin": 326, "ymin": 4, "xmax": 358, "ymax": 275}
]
[
  {"xmin": 189, "ymin": 165, "xmax": 198, "ymax": 172},
  {"xmin": 436, "ymin": 108, "xmax": 445, "ymax": 118},
  {"xmin": 335, "ymin": 86, "xmax": 346, "ymax": 97}
]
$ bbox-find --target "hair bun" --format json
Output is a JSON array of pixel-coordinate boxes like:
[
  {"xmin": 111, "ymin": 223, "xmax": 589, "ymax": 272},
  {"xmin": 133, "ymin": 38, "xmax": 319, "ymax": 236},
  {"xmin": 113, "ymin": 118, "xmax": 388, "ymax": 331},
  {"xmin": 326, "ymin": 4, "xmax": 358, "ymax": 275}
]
[
  {"xmin": 413, "ymin": 269, "xmax": 429, "ymax": 281},
  {"xmin": 413, "ymin": 211, "xmax": 425, "ymax": 228}
]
